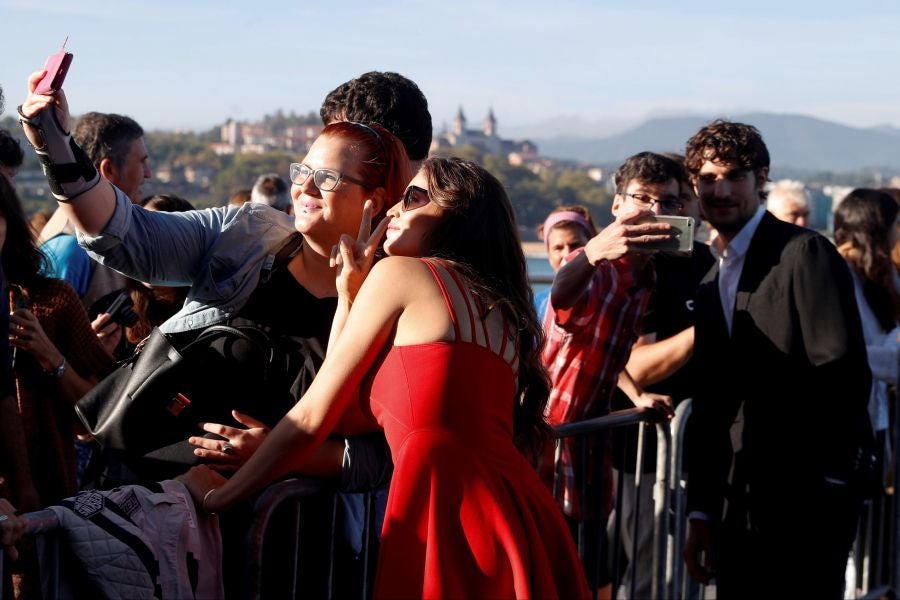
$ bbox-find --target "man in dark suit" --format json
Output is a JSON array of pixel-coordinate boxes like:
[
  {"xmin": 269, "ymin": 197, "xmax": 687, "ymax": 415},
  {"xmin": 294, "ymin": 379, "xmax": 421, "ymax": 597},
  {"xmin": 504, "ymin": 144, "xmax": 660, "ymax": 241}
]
[{"xmin": 681, "ymin": 120, "xmax": 872, "ymax": 598}]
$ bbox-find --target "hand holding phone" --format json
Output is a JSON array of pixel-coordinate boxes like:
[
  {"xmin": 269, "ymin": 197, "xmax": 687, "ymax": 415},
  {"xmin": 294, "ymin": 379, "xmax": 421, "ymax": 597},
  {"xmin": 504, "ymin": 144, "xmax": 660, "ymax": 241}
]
[
  {"xmin": 634, "ymin": 215, "xmax": 695, "ymax": 255},
  {"xmin": 104, "ymin": 291, "xmax": 138, "ymax": 327},
  {"xmin": 34, "ymin": 37, "xmax": 73, "ymax": 95}
]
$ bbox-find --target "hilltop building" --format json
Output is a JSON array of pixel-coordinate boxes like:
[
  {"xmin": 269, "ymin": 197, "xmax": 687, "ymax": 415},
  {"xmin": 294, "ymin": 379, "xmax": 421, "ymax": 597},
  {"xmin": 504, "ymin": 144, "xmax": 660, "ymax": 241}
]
[
  {"xmin": 432, "ymin": 107, "xmax": 538, "ymax": 161},
  {"xmin": 211, "ymin": 118, "xmax": 321, "ymax": 156}
]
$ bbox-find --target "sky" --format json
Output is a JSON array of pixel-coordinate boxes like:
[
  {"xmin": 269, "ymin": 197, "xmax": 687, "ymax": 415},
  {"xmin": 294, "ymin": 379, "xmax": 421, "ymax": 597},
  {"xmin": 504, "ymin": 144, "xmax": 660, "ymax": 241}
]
[{"xmin": 1, "ymin": 0, "xmax": 899, "ymax": 137}]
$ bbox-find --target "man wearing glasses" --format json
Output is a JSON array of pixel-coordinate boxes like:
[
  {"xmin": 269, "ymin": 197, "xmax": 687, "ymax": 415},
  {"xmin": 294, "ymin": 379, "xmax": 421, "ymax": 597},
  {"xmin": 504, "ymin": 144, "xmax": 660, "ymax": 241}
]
[{"xmin": 541, "ymin": 151, "xmax": 684, "ymax": 594}]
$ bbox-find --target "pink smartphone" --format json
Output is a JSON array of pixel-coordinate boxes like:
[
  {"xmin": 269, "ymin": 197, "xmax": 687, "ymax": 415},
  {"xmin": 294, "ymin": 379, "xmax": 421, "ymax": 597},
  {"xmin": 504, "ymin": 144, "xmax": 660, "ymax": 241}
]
[{"xmin": 34, "ymin": 37, "xmax": 73, "ymax": 95}]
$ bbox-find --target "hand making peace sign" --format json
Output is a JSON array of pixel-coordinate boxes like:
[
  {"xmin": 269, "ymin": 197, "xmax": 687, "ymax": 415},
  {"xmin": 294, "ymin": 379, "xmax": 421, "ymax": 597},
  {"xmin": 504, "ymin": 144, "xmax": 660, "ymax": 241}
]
[{"xmin": 330, "ymin": 200, "xmax": 390, "ymax": 302}]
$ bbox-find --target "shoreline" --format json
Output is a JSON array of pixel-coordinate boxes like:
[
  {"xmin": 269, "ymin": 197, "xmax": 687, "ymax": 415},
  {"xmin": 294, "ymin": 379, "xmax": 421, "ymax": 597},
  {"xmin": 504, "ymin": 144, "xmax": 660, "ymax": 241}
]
[{"xmin": 522, "ymin": 241, "xmax": 546, "ymax": 257}]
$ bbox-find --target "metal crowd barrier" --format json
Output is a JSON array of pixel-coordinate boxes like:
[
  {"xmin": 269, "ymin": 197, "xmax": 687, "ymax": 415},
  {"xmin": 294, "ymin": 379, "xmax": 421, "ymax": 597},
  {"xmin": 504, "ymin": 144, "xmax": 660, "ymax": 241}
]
[
  {"xmin": 241, "ymin": 478, "xmax": 381, "ymax": 600},
  {"xmin": 553, "ymin": 402, "xmax": 694, "ymax": 600},
  {"xmin": 4, "ymin": 394, "xmax": 900, "ymax": 599}
]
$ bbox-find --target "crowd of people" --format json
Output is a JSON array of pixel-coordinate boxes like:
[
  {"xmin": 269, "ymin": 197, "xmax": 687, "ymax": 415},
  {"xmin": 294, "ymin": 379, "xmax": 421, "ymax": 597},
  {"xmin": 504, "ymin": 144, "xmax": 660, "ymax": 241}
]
[{"xmin": 0, "ymin": 60, "xmax": 897, "ymax": 600}]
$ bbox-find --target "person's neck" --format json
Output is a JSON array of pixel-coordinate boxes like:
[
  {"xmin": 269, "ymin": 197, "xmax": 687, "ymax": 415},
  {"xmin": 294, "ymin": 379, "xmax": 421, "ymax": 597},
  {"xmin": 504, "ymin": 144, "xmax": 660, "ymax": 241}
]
[{"xmin": 289, "ymin": 241, "xmax": 338, "ymax": 299}]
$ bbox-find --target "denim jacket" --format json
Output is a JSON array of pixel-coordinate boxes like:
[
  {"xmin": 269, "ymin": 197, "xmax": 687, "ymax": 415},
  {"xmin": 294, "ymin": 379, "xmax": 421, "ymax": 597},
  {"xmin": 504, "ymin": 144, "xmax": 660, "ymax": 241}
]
[{"xmin": 77, "ymin": 187, "xmax": 297, "ymax": 334}]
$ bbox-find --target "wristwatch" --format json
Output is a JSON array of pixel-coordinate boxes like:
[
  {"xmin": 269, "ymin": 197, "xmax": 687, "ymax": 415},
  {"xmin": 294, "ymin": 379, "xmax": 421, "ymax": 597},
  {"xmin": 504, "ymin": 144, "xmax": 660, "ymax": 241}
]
[{"xmin": 50, "ymin": 357, "xmax": 66, "ymax": 379}]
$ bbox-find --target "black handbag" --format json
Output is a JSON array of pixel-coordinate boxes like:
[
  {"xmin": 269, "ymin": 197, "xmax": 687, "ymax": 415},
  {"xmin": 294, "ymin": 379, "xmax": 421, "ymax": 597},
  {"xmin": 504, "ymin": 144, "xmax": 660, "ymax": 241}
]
[
  {"xmin": 75, "ymin": 232, "xmax": 322, "ymax": 480},
  {"xmin": 75, "ymin": 323, "xmax": 323, "ymax": 478}
]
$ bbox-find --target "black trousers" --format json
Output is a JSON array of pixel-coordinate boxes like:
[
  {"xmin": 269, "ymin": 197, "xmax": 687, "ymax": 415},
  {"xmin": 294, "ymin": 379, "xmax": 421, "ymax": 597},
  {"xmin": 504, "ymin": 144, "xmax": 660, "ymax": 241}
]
[{"xmin": 716, "ymin": 481, "xmax": 861, "ymax": 600}]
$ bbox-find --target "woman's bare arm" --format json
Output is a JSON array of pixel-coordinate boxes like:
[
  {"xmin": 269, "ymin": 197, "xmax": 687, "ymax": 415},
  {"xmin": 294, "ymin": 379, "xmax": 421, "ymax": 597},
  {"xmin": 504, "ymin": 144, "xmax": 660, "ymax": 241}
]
[{"xmin": 181, "ymin": 257, "xmax": 427, "ymax": 511}]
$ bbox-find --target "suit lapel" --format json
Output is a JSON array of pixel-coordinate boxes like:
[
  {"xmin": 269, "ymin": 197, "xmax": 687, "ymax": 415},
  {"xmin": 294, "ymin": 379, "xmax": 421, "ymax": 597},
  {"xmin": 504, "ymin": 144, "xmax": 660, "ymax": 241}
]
[{"xmin": 734, "ymin": 212, "xmax": 779, "ymax": 318}]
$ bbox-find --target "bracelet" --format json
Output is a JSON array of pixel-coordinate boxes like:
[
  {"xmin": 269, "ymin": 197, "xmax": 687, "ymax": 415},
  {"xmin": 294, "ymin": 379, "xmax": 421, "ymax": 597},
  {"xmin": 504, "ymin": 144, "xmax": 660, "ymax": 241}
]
[{"xmin": 201, "ymin": 488, "xmax": 218, "ymax": 514}]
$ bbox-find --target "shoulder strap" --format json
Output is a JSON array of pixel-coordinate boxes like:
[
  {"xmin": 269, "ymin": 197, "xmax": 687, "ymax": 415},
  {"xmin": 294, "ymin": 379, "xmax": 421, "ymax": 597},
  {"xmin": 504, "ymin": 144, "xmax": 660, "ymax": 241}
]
[
  {"xmin": 443, "ymin": 263, "xmax": 483, "ymax": 344},
  {"xmin": 259, "ymin": 232, "xmax": 304, "ymax": 284},
  {"xmin": 421, "ymin": 258, "xmax": 461, "ymax": 340}
]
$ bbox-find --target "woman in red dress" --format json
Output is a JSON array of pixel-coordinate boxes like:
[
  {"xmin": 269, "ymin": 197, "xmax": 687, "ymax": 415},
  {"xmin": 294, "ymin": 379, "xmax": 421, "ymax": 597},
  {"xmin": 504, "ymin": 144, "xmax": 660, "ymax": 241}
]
[{"xmin": 183, "ymin": 157, "xmax": 589, "ymax": 598}]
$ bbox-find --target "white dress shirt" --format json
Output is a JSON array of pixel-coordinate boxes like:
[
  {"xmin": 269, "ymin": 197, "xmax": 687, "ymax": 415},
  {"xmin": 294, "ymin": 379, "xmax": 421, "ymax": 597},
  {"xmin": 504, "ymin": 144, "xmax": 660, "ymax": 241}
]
[{"xmin": 709, "ymin": 206, "xmax": 767, "ymax": 335}]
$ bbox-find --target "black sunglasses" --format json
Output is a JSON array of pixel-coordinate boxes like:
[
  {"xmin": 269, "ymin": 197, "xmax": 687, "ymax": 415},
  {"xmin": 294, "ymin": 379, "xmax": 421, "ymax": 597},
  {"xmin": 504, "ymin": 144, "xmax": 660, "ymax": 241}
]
[{"xmin": 401, "ymin": 185, "xmax": 431, "ymax": 212}]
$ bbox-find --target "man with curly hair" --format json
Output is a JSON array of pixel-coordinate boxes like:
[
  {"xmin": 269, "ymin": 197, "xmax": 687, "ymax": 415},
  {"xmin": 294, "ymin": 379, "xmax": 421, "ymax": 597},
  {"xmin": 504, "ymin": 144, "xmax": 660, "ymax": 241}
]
[{"xmin": 682, "ymin": 120, "xmax": 871, "ymax": 598}]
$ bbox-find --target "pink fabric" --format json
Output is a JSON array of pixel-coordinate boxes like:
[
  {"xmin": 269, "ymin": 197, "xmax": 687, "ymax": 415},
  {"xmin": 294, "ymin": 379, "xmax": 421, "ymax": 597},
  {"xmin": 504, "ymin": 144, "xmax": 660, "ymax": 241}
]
[{"xmin": 542, "ymin": 211, "xmax": 594, "ymax": 249}]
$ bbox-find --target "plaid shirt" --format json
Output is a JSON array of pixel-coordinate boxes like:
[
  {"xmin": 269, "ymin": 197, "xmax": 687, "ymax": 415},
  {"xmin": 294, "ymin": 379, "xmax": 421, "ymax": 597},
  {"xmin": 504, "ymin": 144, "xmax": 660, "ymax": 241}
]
[{"xmin": 541, "ymin": 250, "xmax": 654, "ymax": 518}]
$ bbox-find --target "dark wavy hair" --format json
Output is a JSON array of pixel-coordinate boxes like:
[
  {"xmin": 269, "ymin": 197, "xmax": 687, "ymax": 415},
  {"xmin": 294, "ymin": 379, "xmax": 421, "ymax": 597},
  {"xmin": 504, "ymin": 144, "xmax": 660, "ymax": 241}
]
[
  {"xmin": 614, "ymin": 151, "xmax": 686, "ymax": 193},
  {"xmin": 685, "ymin": 120, "xmax": 771, "ymax": 200},
  {"xmin": 320, "ymin": 72, "xmax": 432, "ymax": 161},
  {"xmin": 834, "ymin": 188, "xmax": 900, "ymax": 331},
  {"xmin": 318, "ymin": 121, "xmax": 412, "ymax": 224},
  {"xmin": 140, "ymin": 192, "xmax": 195, "ymax": 213},
  {"xmin": 419, "ymin": 157, "xmax": 552, "ymax": 458},
  {"xmin": 0, "ymin": 175, "xmax": 50, "ymax": 291}
]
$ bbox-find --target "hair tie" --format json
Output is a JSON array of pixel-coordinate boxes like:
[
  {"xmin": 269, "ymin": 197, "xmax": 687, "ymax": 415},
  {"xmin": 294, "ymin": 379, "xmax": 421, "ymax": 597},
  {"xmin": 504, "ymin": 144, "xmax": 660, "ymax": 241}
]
[{"xmin": 542, "ymin": 211, "xmax": 594, "ymax": 249}]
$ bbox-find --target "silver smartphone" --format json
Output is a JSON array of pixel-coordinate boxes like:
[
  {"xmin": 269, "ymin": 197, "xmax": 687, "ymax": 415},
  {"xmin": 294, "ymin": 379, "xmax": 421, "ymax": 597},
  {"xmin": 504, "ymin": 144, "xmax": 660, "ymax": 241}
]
[{"xmin": 637, "ymin": 215, "xmax": 694, "ymax": 254}]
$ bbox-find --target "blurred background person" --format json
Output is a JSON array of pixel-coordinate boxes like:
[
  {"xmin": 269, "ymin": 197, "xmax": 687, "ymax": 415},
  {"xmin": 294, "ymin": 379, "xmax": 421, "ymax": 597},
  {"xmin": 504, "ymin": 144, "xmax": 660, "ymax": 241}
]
[
  {"xmin": 766, "ymin": 179, "xmax": 811, "ymax": 228},
  {"xmin": 0, "ymin": 174, "xmax": 113, "ymax": 598},
  {"xmin": 879, "ymin": 188, "xmax": 900, "ymax": 273},
  {"xmin": 126, "ymin": 193, "xmax": 195, "ymax": 344},
  {"xmin": 833, "ymin": 188, "xmax": 900, "ymax": 484},
  {"xmin": 534, "ymin": 205, "xmax": 598, "ymax": 317},
  {"xmin": 226, "ymin": 187, "xmax": 251, "ymax": 208},
  {"xmin": 39, "ymin": 112, "xmax": 150, "ymax": 316},
  {"xmin": 250, "ymin": 173, "xmax": 292, "ymax": 214},
  {"xmin": 0, "ymin": 129, "xmax": 23, "ymax": 186}
]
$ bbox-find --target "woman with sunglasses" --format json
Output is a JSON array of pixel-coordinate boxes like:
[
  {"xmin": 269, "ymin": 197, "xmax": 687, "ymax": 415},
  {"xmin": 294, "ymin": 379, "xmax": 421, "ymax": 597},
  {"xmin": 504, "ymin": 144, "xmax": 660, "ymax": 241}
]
[
  {"xmin": 18, "ymin": 72, "xmax": 411, "ymax": 478},
  {"xmin": 180, "ymin": 157, "xmax": 590, "ymax": 598}
]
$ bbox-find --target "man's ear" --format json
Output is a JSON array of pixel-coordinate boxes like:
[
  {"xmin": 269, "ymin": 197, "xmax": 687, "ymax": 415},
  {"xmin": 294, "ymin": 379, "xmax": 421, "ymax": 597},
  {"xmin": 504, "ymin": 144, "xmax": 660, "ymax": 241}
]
[
  {"xmin": 98, "ymin": 157, "xmax": 117, "ymax": 182},
  {"xmin": 755, "ymin": 167, "xmax": 769, "ymax": 192},
  {"xmin": 611, "ymin": 194, "xmax": 623, "ymax": 219}
]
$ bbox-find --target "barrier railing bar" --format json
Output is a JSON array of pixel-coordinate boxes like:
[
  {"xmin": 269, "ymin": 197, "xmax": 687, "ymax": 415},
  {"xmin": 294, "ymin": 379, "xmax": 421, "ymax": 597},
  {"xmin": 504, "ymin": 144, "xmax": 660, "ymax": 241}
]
[
  {"xmin": 553, "ymin": 407, "xmax": 664, "ymax": 438},
  {"xmin": 632, "ymin": 423, "xmax": 646, "ymax": 598},
  {"xmin": 668, "ymin": 399, "xmax": 692, "ymax": 599},
  {"xmin": 653, "ymin": 421, "xmax": 671, "ymax": 600},
  {"xmin": 243, "ymin": 477, "xmax": 329, "ymax": 600}
]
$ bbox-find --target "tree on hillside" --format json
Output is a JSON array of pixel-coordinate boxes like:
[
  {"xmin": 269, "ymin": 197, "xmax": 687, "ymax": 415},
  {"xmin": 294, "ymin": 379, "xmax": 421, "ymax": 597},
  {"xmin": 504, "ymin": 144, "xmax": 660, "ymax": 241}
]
[{"xmin": 210, "ymin": 152, "xmax": 293, "ymax": 205}]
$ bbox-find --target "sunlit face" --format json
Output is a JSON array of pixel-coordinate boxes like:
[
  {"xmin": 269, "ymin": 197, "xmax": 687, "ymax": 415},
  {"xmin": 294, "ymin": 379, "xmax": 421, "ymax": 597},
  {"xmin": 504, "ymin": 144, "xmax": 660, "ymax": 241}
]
[
  {"xmin": 547, "ymin": 225, "xmax": 589, "ymax": 272},
  {"xmin": 694, "ymin": 160, "xmax": 768, "ymax": 242},
  {"xmin": 612, "ymin": 178, "xmax": 681, "ymax": 218},
  {"xmin": 383, "ymin": 171, "xmax": 445, "ymax": 257},
  {"xmin": 108, "ymin": 137, "xmax": 151, "ymax": 202},
  {"xmin": 291, "ymin": 134, "xmax": 375, "ymax": 249}
]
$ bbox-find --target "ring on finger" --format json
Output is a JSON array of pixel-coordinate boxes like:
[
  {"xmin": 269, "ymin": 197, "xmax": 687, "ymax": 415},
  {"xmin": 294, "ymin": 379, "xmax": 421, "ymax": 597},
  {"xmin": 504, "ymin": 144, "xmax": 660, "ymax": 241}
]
[
  {"xmin": 221, "ymin": 442, "xmax": 235, "ymax": 455},
  {"xmin": 0, "ymin": 514, "xmax": 8, "ymax": 523}
]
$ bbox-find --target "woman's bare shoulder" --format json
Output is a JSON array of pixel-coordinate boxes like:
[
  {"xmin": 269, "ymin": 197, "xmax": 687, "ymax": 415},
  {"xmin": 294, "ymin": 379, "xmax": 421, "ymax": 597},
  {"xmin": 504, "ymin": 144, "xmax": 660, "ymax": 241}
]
[
  {"xmin": 364, "ymin": 257, "xmax": 441, "ymax": 303},
  {"xmin": 370, "ymin": 256, "xmax": 434, "ymax": 277}
]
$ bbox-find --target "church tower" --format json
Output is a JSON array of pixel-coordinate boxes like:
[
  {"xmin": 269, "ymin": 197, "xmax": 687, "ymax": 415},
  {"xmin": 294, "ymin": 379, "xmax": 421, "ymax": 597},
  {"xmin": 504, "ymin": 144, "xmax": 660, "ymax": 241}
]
[
  {"xmin": 483, "ymin": 107, "xmax": 497, "ymax": 137},
  {"xmin": 453, "ymin": 106, "xmax": 466, "ymax": 136}
]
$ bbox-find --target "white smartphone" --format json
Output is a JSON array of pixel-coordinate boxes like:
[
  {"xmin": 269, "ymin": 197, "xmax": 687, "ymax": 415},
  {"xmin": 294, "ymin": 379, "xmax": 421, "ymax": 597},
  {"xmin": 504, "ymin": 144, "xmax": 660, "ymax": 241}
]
[{"xmin": 637, "ymin": 215, "xmax": 694, "ymax": 254}]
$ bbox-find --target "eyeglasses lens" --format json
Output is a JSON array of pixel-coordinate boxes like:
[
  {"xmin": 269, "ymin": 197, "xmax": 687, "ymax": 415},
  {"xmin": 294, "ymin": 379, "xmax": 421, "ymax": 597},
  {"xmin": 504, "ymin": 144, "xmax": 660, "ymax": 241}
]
[{"xmin": 314, "ymin": 170, "xmax": 340, "ymax": 192}]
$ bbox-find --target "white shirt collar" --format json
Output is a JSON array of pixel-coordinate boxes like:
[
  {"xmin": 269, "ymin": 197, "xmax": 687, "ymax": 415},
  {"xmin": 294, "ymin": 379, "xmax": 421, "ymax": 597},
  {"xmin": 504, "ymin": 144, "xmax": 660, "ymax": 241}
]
[{"xmin": 710, "ymin": 205, "xmax": 767, "ymax": 261}]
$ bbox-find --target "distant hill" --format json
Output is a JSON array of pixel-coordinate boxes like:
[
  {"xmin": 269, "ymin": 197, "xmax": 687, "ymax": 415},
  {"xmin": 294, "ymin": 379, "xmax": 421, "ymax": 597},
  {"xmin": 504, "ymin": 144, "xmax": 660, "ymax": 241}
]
[{"xmin": 534, "ymin": 113, "xmax": 900, "ymax": 171}]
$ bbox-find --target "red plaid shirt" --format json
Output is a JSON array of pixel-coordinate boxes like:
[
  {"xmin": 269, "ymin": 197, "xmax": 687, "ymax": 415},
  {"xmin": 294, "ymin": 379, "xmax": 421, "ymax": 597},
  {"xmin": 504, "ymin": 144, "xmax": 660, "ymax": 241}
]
[{"xmin": 541, "ymin": 250, "xmax": 654, "ymax": 518}]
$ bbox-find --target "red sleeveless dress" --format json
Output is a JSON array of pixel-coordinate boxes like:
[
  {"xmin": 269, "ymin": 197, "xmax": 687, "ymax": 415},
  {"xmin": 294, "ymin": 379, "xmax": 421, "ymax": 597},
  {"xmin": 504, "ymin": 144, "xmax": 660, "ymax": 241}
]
[{"xmin": 365, "ymin": 260, "xmax": 589, "ymax": 599}]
